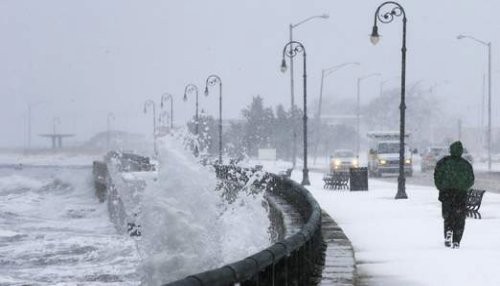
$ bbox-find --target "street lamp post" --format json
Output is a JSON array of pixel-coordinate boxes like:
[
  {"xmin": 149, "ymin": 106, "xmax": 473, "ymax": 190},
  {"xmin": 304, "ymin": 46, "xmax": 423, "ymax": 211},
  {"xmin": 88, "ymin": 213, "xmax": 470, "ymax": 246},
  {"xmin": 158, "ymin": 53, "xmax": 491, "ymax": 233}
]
[
  {"xmin": 370, "ymin": 1, "xmax": 408, "ymax": 199},
  {"xmin": 106, "ymin": 112, "xmax": 115, "ymax": 150},
  {"xmin": 204, "ymin": 75, "xmax": 223, "ymax": 163},
  {"xmin": 457, "ymin": 34, "xmax": 492, "ymax": 171},
  {"xmin": 161, "ymin": 93, "xmax": 174, "ymax": 129},
  {"xmin": 313, "ymin": 62, "xmax": 359, "ymax": 164},
  {"xmin": 143, "ymin": 99, "xmax": 157, "ymax": 156},
  {"xmin": 281, "ymin": 40, "xmax": 310, "ymax": 185},
  {"xmin": 356, "ymin": 73, "xmax": 381, "ymax": 159},
  {"xmin": 184, "ymin": 84, "xmax": 200, "ymax": 135},
  {"xmin": 289, "ymin": 13, "xmax": 329, "ymax": 168}
]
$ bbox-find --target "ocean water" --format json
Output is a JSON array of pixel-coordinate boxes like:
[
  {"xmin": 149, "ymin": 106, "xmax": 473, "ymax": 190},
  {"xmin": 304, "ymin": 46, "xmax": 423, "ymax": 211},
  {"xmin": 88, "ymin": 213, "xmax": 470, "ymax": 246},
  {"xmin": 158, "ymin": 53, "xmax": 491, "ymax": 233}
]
[
  {"xmin": 0, "ymin": 166, "xmax": 141, "ymax": 286},
  {"xmin": 0, "ymin": 136, "xmax": 271, "ymax": 286}
]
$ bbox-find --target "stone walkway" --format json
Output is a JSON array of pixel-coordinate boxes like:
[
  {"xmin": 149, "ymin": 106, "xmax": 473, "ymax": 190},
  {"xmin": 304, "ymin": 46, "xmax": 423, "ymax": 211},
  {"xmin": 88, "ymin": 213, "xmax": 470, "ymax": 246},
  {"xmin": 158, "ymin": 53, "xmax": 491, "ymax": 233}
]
[{"xmin": 319, "ymin": 210, "xmax": 358, "ymax": 286}]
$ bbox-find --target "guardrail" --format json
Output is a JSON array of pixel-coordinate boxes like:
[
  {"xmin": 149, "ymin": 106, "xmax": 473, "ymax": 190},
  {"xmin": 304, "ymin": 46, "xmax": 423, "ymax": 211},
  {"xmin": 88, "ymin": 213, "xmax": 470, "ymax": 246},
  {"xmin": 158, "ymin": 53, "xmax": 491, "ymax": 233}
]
[
  {"xmin": 93, "ymin": 158, "xmax": 326, "ymax": 285},
  {"xmin": 165, "ymin": 165, "xmax": 325, "ymax": 286}
]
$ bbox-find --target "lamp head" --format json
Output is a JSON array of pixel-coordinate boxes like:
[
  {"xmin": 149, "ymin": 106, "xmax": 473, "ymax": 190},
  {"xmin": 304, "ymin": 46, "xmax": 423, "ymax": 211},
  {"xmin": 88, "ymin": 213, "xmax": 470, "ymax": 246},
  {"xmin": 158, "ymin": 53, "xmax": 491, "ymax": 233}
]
[
  {"xmin": 204, "ymin": 87, "xmax": 209, "ymax": 96},
  {"xmin": 280, "ymin": 58, "xmax": 287, "ymax": 73},
  {"xmin": 370, "ymin": 26, "xmax": 380, "ymax": 45}
]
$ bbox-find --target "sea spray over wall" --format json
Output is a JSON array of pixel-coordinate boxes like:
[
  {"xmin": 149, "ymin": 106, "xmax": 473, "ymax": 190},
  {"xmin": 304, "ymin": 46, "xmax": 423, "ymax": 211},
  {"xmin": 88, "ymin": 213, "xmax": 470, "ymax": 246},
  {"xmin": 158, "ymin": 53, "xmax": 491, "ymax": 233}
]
[
  {"xmin": 139, "ymin": 133, "xmax": 271, "ymax": 285},
  {"xmin": 139, "ymin": 136, "xmax": 222, "ymax": 284}
]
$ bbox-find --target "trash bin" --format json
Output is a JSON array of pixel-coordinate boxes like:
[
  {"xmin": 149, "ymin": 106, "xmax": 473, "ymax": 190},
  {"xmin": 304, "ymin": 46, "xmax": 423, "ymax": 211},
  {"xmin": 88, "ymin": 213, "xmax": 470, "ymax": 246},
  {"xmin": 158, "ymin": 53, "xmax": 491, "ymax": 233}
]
[{"xmin": 349, "ymin": 167, "xmax": 368, "ymax": 191}]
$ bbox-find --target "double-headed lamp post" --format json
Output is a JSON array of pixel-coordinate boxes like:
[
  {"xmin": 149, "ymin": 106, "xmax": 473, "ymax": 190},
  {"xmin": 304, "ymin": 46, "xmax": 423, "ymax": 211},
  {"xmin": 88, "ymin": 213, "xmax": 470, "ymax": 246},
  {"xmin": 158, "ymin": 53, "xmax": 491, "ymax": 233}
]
[
  {"xmin": 289, "ymin": 13, "xmax": 329, "ymax": 168},
  {"xmin": 357, "ymin": 73, "xmax": 381, "ymax": 159},
  {"xmin": 370, "ymin": 1, "xmax": 408, "ymax": 199},
  {"xmin": 204, "ymin": 75, "xmax": 223, "ymax": 164},
  {"xmin": 160, "ymin": 93, "xmax": 174, "ymax": 129},
  {"xmin": 281, "ymin": 40, "xmax": 310, "ymax": 186},
  {"xmin": 143, "ymin": 99, "xmax": 157, "ymax": 156},
  {"xmin": 313, "ymin": 62, "xmax": 359, "ymax": 164},
  {"xmin": 184, "ymin": 84, "xmax": 200, "ymax": 135},
  {"xmin": 457, "ymin": 34, "xmax": 492, "ymax": 171}
]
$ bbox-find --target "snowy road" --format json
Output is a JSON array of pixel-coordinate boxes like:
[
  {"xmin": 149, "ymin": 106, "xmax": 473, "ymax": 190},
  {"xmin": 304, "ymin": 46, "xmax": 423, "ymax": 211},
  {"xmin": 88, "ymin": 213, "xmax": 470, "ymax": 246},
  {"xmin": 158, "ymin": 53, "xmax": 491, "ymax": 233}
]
[{"xmin": 0, "ymin": 166, "xmax": 141, "ymax": 285}]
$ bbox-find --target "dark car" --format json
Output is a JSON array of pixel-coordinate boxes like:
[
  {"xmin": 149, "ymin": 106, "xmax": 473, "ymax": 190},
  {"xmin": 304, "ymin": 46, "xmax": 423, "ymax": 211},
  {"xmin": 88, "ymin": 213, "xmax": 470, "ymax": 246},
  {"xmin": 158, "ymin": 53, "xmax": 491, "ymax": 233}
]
[
  {"xmin": 421, "ymin": 146, "xmax": 473, "ymax": 172},
  {"xmin": 421, "ymin": 146, "xmax": 447, "ymax": 172}
]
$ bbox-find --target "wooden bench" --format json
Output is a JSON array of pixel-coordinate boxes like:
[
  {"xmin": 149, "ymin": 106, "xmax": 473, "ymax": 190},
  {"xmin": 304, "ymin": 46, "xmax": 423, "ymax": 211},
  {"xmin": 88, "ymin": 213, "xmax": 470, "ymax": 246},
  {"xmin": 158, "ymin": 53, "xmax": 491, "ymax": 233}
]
[
  {"xmin": 466, "ymin": 189, "xmax": 486, "ymax": 219},
  {"xmin": 323, "ymin": 171, "xmax": 349, "ymax": 190}
]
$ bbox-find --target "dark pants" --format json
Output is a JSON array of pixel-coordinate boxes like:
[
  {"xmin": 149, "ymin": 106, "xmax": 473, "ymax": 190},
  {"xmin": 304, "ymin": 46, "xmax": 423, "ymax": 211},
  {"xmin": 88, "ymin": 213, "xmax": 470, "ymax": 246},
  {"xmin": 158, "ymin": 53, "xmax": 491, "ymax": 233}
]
[{"xmin": 440, "ymin": 189, "xmax": 467, "ymax": 243}]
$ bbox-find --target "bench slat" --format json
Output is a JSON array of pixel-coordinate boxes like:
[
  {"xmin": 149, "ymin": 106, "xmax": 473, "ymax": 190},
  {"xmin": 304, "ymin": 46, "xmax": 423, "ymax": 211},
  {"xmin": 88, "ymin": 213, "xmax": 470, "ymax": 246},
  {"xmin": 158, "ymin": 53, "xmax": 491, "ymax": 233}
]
[{"xmin": 466, "ymin": 189, "xmax": 486, "ymax": 219}]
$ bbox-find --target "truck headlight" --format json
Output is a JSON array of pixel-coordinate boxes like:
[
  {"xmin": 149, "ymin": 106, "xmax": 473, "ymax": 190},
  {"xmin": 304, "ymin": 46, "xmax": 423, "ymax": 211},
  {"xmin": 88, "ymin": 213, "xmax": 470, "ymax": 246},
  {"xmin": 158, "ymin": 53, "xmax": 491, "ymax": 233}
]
[{"xmin": 379, "ymin": 159, "xmax": 387, "ymax": 165}]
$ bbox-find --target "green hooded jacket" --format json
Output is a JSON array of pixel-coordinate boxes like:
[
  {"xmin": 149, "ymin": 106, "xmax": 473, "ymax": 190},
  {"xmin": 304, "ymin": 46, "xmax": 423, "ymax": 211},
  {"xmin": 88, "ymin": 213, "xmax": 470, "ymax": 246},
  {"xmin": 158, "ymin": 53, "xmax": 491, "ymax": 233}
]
[{"xmin": 434, "ymin": 141, "xmax": 474, "ymax": 194}]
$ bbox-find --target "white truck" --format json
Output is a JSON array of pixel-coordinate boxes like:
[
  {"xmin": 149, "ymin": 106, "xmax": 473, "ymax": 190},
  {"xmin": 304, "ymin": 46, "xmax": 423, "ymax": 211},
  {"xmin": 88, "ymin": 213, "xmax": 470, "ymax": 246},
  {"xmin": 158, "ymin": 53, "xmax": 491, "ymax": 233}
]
[{"xmin": 367, "ymin": 131, "xmax": 414, "ymax": 177}]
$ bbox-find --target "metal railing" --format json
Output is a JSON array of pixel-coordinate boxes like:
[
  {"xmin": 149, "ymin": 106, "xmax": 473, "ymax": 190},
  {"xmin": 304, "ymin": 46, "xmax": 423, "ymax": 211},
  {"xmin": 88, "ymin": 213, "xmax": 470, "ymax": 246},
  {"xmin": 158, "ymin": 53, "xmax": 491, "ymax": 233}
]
[
  {"xmin": 164, "ymin": 165, "xmax": 325, "ymax": 285},
  {"xmin": 93, "ymin": 159, "xmax": 326, "ymax": 285}
]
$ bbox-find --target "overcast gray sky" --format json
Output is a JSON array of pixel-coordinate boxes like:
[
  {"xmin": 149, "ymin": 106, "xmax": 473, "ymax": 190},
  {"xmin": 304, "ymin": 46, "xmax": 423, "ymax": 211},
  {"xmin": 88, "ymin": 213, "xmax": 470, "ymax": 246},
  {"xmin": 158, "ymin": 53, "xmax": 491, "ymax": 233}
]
[{"xmin": 1, "ymin": 0, "xmax": 500, "ymax": 147}]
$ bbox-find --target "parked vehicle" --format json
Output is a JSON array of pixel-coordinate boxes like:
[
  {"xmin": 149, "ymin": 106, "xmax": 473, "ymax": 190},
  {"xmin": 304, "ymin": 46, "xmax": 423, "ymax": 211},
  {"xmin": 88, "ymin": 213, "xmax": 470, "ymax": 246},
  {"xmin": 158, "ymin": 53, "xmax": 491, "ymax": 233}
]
[
  {"xmin": 329, "ymin": 149, "xmax": 358, "ymax": 172},
  {"xmin": 462, "ymin": 148, "xmax": 474, "ymax": 164},
  {"xmin": 421, "ymin": 146, "xmax": 473, "ymax": 172},
  {"xmin": 421, "ymin": 146, "xmax": 448, "ymax": 172},
  {"xmin": 367, "ymin": 131, "xmax": 413, "ymax": 177}
]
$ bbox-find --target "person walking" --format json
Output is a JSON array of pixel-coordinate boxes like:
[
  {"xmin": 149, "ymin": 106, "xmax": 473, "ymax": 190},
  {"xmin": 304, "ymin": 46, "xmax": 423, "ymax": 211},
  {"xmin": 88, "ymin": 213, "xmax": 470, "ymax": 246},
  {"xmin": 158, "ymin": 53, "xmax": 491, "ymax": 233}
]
[{"xmin": 434, "ymin": 141, "xmax": 474, "ymax": 249}]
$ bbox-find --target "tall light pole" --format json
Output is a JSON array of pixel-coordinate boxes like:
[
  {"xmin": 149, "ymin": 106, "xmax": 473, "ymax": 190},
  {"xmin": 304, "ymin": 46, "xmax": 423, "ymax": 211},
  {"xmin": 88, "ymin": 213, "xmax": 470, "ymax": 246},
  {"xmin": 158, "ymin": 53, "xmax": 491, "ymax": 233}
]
[
  {"xmin": 457, "ymin": 34, "xmax": 492, "ymax": 171},
  {"xmin": 371, "ymin": 1, "xmax": 408, "ymax": 199},
  {"xmin": 106, "ymin": 112, "xmax": 115, "ymax": 150},
  {"xmin": 204, "ymin": 75, "xmax": 223, "ymax": 164},
  {"xmin": 357, "ymin": 73, "xmax": 381, "ymax": 159},
  {"xmin": 289, "ymin": 13, "xmax": 329, "ymax": 168},
  {"xmin": 161, "ymin": 93, "xmax": 174, "ymax": 129},
  {"xmin": 313, "ymin": 62, "xmax": 359, "ymax": 164},
  {"xmin": 184, "ymin": 84, "xmax": 200, "ymax": 135},
  {"xmin": 143, "ymin": 99, "xmax": 157, "ymax": 156},
  {"xmin": 281, "ymin": 40, "xmax": 310, "ymax": 185}
]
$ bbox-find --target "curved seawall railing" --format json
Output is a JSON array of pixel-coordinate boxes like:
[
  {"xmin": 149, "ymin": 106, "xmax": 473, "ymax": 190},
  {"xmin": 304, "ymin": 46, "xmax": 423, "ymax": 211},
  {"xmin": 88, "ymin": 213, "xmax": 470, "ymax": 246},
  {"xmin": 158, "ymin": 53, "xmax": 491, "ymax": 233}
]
[
  {"xmin": 164, "ymin": 165, "xmax": 325, "ymax": 285},
  {"xmin": 93, "ymin": 156, "xmax": 327, "ymax": 285}
]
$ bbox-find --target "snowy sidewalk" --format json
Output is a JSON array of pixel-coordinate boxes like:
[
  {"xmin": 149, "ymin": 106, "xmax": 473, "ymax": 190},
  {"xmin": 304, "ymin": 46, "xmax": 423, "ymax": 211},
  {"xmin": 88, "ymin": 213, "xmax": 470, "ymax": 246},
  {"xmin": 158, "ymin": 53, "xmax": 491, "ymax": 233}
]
[{"xmin": 301, "ymin": 170, "xmax": 500, "ymax": 286}]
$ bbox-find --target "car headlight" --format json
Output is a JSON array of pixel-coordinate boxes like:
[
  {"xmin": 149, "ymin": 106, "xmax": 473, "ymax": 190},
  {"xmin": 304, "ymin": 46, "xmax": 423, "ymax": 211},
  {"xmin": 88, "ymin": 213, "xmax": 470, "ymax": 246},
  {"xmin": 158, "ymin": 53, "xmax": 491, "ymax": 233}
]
[
  {"xmin": 379, "ymin": 159, "xmax": 387, "ymax": 165},
  {"xmin": 334, "ymin": 160, "xmax": 341, "ymax": 166},
  {"xmin": 405, "ymin": 159, "xmax": 411, "ymax": 164},
  {"xmin": 352, "ymin": 159, "xmax": 359, "ymax": 166}
]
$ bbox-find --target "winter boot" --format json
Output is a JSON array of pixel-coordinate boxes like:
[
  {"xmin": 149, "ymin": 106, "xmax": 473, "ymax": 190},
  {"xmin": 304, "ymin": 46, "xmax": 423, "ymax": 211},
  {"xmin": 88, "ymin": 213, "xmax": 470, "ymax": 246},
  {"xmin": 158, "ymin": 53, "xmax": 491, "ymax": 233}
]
[
  {"xmin": 452, "ymin": 242, "xmax": 460, "ymax": 249},
  {"xmin": 444, "ymin": 230, "xmax": 453, "ymax": 247}
]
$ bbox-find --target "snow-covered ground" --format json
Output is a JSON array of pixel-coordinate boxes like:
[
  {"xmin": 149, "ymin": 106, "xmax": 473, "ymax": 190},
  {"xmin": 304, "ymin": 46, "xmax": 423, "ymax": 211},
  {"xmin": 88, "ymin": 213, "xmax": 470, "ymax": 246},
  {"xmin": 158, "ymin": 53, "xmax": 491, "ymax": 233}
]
[{"xmin": 283, "ymin": 168, "xmax": 500, "ymax": 286}]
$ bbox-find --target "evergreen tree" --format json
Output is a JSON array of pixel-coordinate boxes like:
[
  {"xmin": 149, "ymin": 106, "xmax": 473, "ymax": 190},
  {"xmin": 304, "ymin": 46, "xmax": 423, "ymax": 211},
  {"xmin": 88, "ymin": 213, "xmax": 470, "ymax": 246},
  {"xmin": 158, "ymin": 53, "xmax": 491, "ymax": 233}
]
[{"xmin": 241, "ymin": 96, "xmax": 275, "ymax": 156}]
